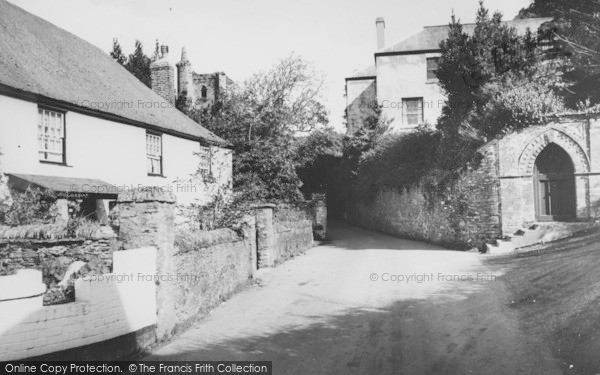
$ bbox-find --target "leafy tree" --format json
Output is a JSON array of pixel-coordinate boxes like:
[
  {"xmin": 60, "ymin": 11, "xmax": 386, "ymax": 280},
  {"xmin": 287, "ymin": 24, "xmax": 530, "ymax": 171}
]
[
  {"xmin": 125, "ymin": 40, "xmax": 152, "ymax": 88},
  {"xmin": 194, "ymin": 55, "xmax": 329, "ymax": 203},
  {"xmin": 434, "ymin": 1, "xmax": 565, "ymax": 169},
  {"xmin": 437, "ymin": 3, "xmax": 543, "ymax": 136},
  {"xmin": 0, "ymin": 188, "xmax": 58, "ymax": 226},
  {"xmin": 295, "ymin": 127, "xmax": 343, "ymax": 199},
  {"xmin": 518, "ymin": 0, "xmax": 600, "ymax": 106},
  {"xmin": 109, "ymin": 38, "xmax": 127, "ymax": 66},
  {"xmin": 108, "ymin": 39, "xmax": 152, "ymax": 88}
]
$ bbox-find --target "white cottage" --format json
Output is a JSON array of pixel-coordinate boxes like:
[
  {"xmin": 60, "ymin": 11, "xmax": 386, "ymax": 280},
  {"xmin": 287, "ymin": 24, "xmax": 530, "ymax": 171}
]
[{"xmin": 0, "ymin": 0, "xmax": 232, "ymax": 222}]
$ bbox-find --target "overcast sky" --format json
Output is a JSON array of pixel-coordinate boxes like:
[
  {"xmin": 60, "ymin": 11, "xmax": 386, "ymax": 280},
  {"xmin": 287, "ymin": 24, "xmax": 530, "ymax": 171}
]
[{"xmin": 9, "ymin": 0, "xmax": 531, "ymax": 132}]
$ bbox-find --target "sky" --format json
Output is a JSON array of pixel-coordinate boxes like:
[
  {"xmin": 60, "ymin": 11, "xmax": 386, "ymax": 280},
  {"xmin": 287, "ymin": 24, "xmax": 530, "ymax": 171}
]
[{"xmin": 8, "ymin": 0, "xmax": 531, "ymax": 132}]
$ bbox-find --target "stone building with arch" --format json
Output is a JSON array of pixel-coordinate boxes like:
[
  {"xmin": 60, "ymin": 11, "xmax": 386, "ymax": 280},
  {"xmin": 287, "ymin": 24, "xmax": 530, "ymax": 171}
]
[
  {"xmin": 346, "ymin": 114, "xmax": 600, "ymax": 251},
  {"xmin": 494, "ymin": 115, "xmax": 600, "ymax": 235}
]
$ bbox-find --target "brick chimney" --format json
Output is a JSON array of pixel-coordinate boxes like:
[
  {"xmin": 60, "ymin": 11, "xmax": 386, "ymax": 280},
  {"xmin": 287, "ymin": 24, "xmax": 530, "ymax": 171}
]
[
  {"xmin": 150, "ymin": 45, "xmax": 176, "ymax": 105},
  {"xmin": 376, "ymin": 17, "xmax": 385, "ymax": 50}
]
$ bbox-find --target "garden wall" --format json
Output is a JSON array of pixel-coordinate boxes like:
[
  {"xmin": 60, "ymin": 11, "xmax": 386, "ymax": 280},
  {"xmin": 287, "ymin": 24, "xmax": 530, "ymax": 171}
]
[
  {"xmin": 274, "ymin": 220, "xmax": 314, "ymax": 261},
  {"xmin": 0, "ymin": 247, "xmax": 157, "ymax": 361},
  {"xmin": 171, "ymin": 220, "xmax": 257, "ymax": 327},
  {"xmin": 0, "ymin": 187, "xmax": 317, "ymax": 360},
  {"xmin": 0, "ymin": 225, "xmax": 117, "ymax": 304},
  {"xmin": 347, "ymin": 142, "xmax": 502, "ymax": 249}
]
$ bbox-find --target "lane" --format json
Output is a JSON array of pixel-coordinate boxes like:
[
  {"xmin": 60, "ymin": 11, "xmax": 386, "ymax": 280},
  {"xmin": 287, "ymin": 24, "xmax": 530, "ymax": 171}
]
[{"xmin": 147, "ymin": 222, "xmax": 561, "ymax": 374}]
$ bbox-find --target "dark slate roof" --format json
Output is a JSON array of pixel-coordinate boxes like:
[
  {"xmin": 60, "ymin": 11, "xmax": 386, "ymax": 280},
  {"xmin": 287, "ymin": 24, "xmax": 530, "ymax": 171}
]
[
  {"xmin": 377, "ymin": 17, "xmax": 553, "ymax": 55},
  {"xmin": 0, "ymin": 0, "xmax": 226, "ymax": 145},
  {"xmin": 346, "ymin": 65, "xmax": 377, "ymax": 80}
]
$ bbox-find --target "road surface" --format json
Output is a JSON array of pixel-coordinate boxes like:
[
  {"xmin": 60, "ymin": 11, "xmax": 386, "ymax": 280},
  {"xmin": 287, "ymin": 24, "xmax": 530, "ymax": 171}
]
[{"xmin": 148, "ymin": 222, "xmax": 561, "ymax": 374}]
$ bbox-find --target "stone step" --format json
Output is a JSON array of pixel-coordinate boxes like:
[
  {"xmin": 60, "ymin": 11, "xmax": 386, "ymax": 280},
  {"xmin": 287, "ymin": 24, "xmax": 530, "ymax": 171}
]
[
  {"xmin": 484, "ymin": 221, "xmax": 600, "ymax": 255},
  {"xmin": 484, "ymin": 239, "xmax": 515, "ymax": 255}
]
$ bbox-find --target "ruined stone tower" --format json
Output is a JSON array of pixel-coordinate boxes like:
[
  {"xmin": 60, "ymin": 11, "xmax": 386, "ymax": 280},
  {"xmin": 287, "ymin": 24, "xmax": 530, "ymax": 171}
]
[
  {"xmin": 176, "ymin": 47, "xmax": 195, "ymax": 104},
  {"xmin": 150, "ymin": 44, "xmax": 232, "ymax": 111}
]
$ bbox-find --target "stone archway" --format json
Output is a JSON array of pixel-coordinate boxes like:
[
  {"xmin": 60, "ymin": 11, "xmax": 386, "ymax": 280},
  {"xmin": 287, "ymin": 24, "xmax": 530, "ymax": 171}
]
[
  {"xmin": 518, "ymin": 129, "xmax": 589, "ymax": 176},
  {"xmin": 533, "ymin": 143, "xmax": 576, "ymax": 221}
]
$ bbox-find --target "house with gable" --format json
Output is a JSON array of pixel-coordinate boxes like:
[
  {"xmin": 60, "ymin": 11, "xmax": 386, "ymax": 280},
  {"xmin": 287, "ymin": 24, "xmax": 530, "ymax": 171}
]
[
  {"xmin": 0, "ymin": 0, "xmax": 232, "ymax": 223},
  {"xmin": 346, "ymin": 16, "xmax": 552, "ymax": 133}
]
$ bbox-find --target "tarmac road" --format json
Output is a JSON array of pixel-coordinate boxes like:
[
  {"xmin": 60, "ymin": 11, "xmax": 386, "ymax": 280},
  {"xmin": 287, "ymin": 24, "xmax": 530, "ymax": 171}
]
[{"xmin": 147, "ymin": 222, "xmax": 562, "ymax": 374}]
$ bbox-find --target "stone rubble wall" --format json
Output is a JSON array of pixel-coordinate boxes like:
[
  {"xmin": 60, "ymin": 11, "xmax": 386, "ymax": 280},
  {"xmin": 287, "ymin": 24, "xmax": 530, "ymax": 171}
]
[
  {"xmin": 0, "ymin": 233, "xmax": 117, "ymax": 305},
  {"xmin": 347, "ymin": 142, "xmax": 502, "ymax": 249},
  {"xmin": 0, "ymin": 247, "xmax": 157, "ymax": 361}
]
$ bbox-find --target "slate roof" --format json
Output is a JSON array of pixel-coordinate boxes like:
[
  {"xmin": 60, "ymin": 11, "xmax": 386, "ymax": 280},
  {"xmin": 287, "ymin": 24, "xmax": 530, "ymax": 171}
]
[
  {"xmin": 377, "ymin": 17, "xmax": 553, "ymax": 55},
  {"xmin": 346, "ymin": 65, "xmax": 377, "ymax": 80},
  {"xmin": 0, "ymin": 0, "xmax": 226, "ymax": 145},
  {"xmin": 7, "ymin": 174, "xmax": 118, "ymax": 198}
]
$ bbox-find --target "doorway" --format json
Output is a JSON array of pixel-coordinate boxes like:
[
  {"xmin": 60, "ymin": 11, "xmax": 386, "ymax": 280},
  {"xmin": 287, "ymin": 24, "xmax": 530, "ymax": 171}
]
[{"xmin": 533, "ymin": 143, "xmax": 576, "ymax": 221}]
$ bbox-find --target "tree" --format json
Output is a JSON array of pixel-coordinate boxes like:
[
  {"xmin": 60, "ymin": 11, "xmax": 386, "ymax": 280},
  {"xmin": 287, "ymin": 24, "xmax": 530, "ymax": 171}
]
[
  {"xmin": 124, "ymin": 40, "xmax": 152, "ymax": 88},
  {"xmin": 109, "ymin": 38, "xmax": 127, "ymax": 66},
  {"xmin": 434, "ymin": 1, "xmax": 564, "ymax": 169},
  {"xmin": 437, "ymin": 3, "xmax": 543, "ymax": 138},
  {"xmin": 518, "ymin": 0, "xmax": 600, "ymax": 106},
  {"xmin": 195, "ymin": 55, "xmax": 329, "ymax": 203},
  {"xmin": 295, "ymin": 127, "xmax": 343, "ymax": 199}
]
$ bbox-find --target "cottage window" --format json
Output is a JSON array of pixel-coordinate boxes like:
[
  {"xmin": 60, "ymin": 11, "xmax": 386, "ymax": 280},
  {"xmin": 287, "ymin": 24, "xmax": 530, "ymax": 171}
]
[
  {"xmin": 201, "ymin": 86, "xmax": 208, "ymax": 99},
  {"xmin": 146, "ymin": 133, "xmax": 163, "ymax": 175},
  {"xmin": 198, "ymin": 145, "xmax": 211, "ymax": 176},
  {"xmin": 426, "ymin": 57, "xmax": 439, "ymax": 81},
  {"xmin": 38, "ymin": 108, "xmax": 65, "ymax": 163},
  {"xmin": 402, "ymin": 98, "xmax": 423, "ymax": 126}
]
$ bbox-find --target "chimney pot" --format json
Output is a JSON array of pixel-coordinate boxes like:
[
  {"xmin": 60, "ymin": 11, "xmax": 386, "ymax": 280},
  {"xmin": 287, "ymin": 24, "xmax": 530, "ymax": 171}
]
[
  {"xmin": 160, "ymin": 45, "xmax": 169, "ymax": 58},
  {"xmin": 376, "ymin": 17, "xmax": 385, "ymax": 50}
]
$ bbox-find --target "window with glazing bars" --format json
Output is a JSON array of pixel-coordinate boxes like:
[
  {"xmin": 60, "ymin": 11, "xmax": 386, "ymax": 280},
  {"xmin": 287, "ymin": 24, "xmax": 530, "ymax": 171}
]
[
  {"xmin": 402, "ymin": 98, "xmax": 423, "ymax": 126},
  {"xmin": 146, "ymin": 133, "xmax": 162, "ymax": 175},
  {"xmin": 38, "ymin": 108, "xmax": 65, "ymax": 163},
  {"xmin": 426, "ymin": 57, "xmax": 439, "ymax": 81}
]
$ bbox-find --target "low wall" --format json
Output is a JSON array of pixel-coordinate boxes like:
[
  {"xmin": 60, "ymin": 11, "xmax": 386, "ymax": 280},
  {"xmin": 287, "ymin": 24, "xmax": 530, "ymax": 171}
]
[
  {"xmin": 172, "ymin": 222, "xmax": 256, "ymax": 327},
  {"xmin": 0, "ymin": 247, "xmax": 157, "ymax": 361},
  {"xmin": 347, "ymin": 143, "xmax": 502, "ymax": 249},
  {"xmin": 274, "ymin": 220, "xmax": 314, "ymax": 261},
  {"xmin": 0, "ymin": 227, "xmax": 117, "ymax": 305},
  {"xmin": 275, "ymin": 198, "xmax": 328, "ymax": 240}
]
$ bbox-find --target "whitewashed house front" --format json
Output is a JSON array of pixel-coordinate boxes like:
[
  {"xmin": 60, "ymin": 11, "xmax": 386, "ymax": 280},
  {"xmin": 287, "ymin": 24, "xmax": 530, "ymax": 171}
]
[{"xmin": 0, "ymin": 0, "xmax": 232, "ymax": 222}]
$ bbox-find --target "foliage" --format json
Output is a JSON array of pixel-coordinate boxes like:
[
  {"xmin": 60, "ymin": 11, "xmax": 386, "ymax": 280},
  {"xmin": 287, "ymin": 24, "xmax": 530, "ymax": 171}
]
[
  {"xmin": 353, "ymin": 127, "xmax": 442, "ymax": 201},
  {"xmin": 469, "ymin": 72, "xmax": 565, "ymax": 138},
  {"xmin": 109, "ymin": 38, "xmax": 127, "ymax": 66},
  {"xmin": 295, "ymin": 127, "xmax": 343, "ymax": 198},
  {"xmin": 108, "ymin": 39, "xmax": 152, "ymax": 88},
  {"xmin": 125, "ymin": 40, "xmax": 152, "ymax": 88},
  {"xmin": 191, "ymin": 55, "xmax": 329, "ymax": 202},
  {"xmin": 0, "ymin": 187, "xmax": 59, "ymax": 226},
  {"xmin": 434, "ymin": 1, "xmax": 565, "ymax": 169},
  {"xmin": 518, "ymin": 0, "xmax": 600, "ymax": 106}
]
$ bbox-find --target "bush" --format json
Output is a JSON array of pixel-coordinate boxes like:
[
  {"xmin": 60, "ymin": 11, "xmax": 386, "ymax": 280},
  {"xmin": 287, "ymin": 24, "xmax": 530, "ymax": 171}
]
[
  {"xmin": 0, "ymin": 187, "xmax": 59, "ymax": 226},
  {"xmin": 353, "ymin": 126, "xmax": 442, "ymax": 202}
]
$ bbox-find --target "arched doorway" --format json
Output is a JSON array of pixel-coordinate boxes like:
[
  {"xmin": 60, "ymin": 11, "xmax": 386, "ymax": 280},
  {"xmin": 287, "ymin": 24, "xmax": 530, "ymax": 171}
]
[{"xmin": 534, "ymin": 143, "xmax": 576, "ymax": 221}]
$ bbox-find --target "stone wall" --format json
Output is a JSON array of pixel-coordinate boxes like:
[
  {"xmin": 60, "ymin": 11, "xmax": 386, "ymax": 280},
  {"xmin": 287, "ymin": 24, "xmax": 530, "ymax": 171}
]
[
  {"xmin": 274, "ymin": 220, "xmax": 314, "ymax": 261},
  {"xmin": 115, "ymin": 188, "xmax": 177, "ymax": 341},
  {"xmin": 347, "ymin": 142, "xmax": 502, "ymax": 249},
  {"xmin": 0, "ymin": 229, "xmax": 117, "ymax": 305},
  {"xmin": 0, "ymin": 247, "xmax": 157, "ymax": 361},
  {"xmin": 172, "ymin": 220, "xmax": 256, "ymax": 327},
  {"xmin": 275, "ymin": 198, "xmax": 328, "ymax": 241}
]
